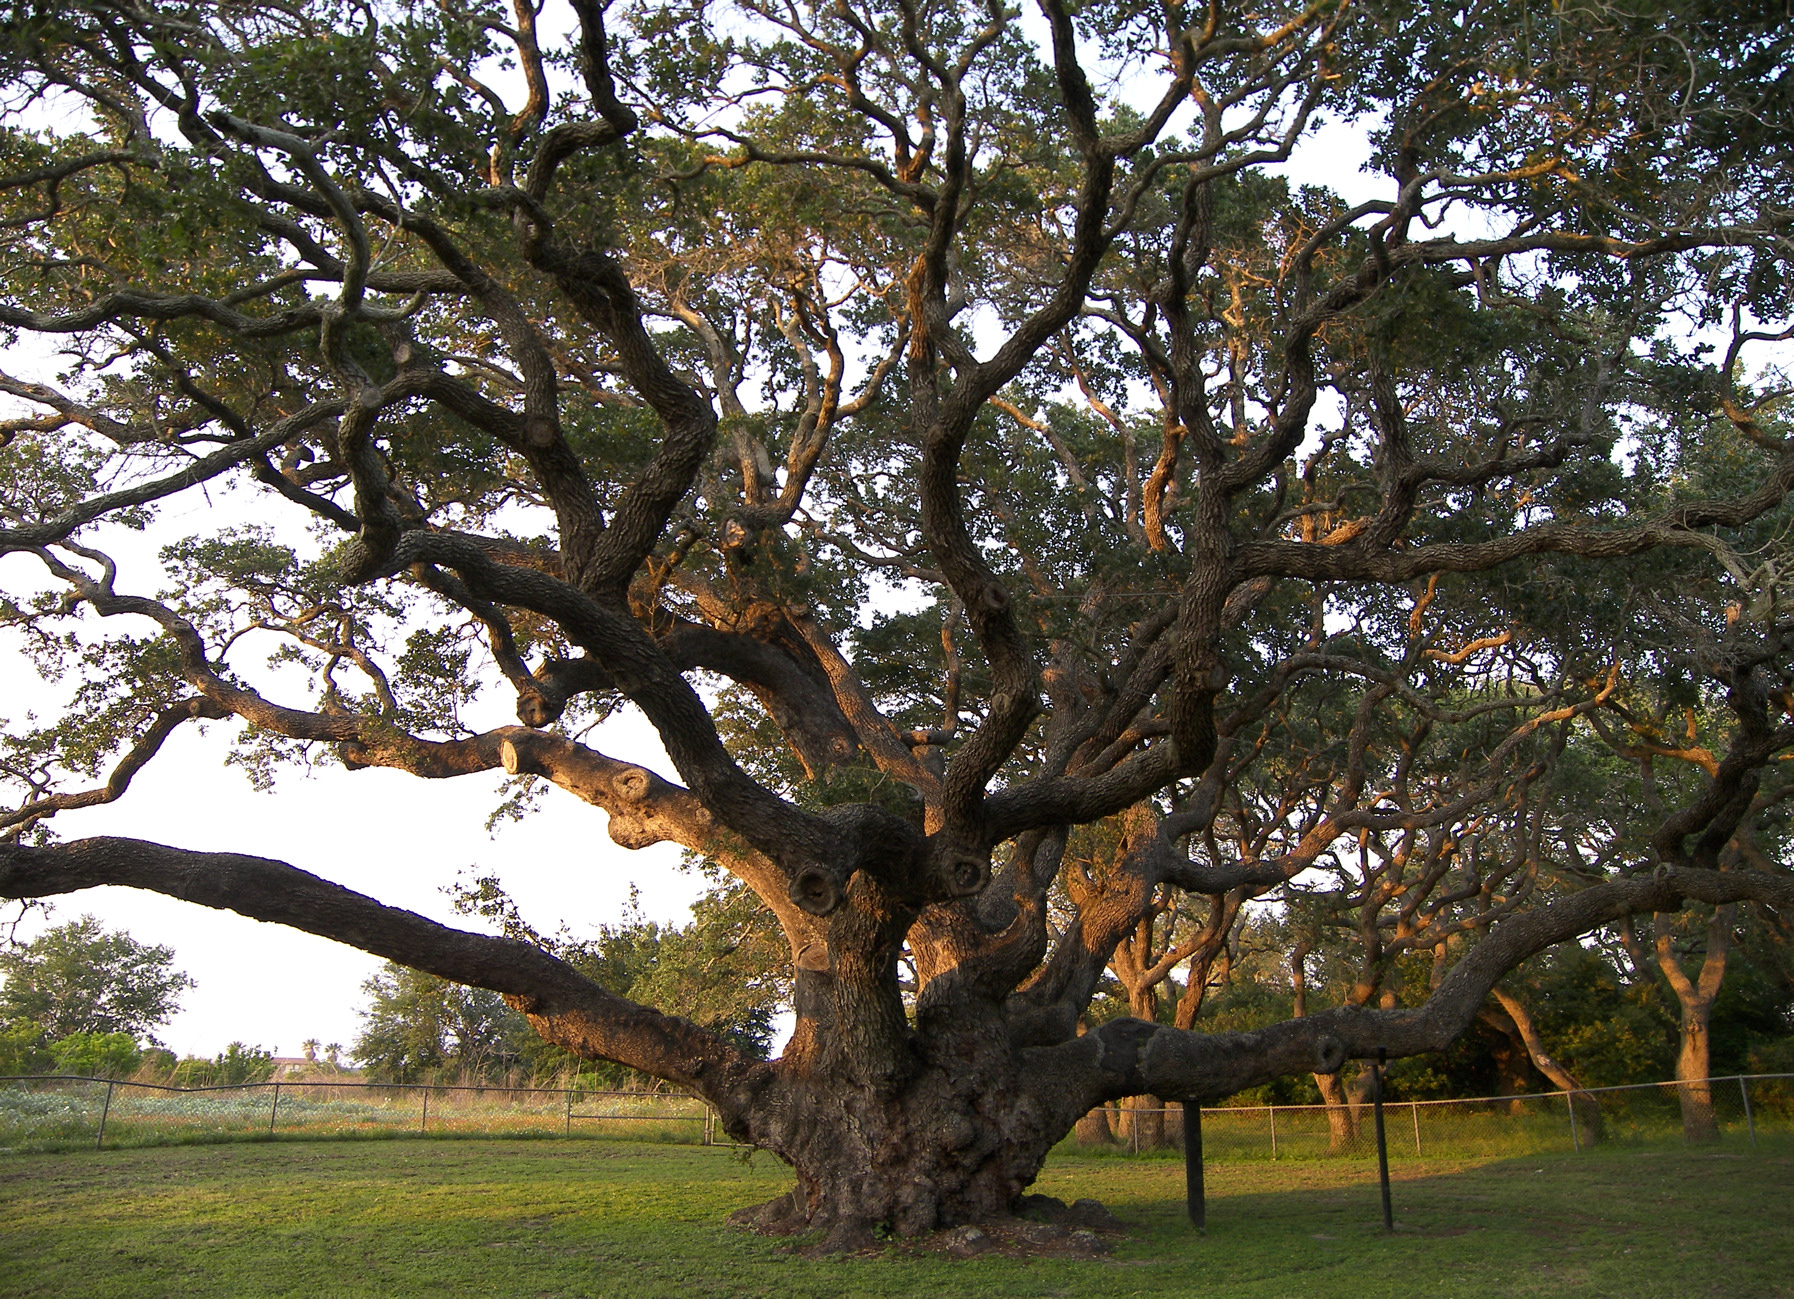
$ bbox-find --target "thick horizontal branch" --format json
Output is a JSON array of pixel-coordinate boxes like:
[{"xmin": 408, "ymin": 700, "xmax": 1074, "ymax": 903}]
[
  {"xmin": 0, "ymin": 835, "xmax": 763, "ymax": 1103},
  {"xmin": 1032, "ymin": 863, "xmax": 1793, "ymax": 1115}
]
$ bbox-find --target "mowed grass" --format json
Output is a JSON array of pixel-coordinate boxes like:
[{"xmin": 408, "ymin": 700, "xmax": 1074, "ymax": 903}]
[{"xmin": 1, "ymin": 1136, "xmax": 1789, "ymax": 1298}]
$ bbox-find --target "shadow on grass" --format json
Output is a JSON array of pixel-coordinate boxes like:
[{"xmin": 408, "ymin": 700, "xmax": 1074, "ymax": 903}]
[
  {"xmin": 1024, "ymin": 1136, "xmax": 1794, "ymax": 1299},
  {"xmin": 0, "ymin": 1137, "xmax": 1788, "ymax": 1299}
]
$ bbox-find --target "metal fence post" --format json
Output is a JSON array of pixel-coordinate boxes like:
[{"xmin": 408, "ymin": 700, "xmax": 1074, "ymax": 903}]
[
  {"xmin": 1411, "ymin": 1100, "xmax": 1421, "ymax": 1156},
  {"xmin": 1183, "ymin": 1102, "xmax": 1205, "ymax": 1231},
  {"xmin": 1739, "ymin": 1076, "xmax": 1756, "ymax": 1147},
  {"xmin": 95, "ymin": 1080, "xmax": 115, "ymax": 1151},
  {"xmin": 1268, "ymin": 1103, "xmax": 1277, "ymax": 1160},
  {"xmin": 565, "ymin": 1087, "xmax": 573, "ymax": 1136},
  {"xmin": 1566, "ymin": 1089, "xmax": 1581, "ymax": 1152},
  {"xmin": 268, "ymin": 1082, "xmax": 281, "ymax": 1136},
  {"xmin": 420, "ymin": 1086, "xmax": 428, "ymax": 1134},
  {"xmin": 1373, "ymin": 1048, "xmax": 1393, "ymax": 1232}
]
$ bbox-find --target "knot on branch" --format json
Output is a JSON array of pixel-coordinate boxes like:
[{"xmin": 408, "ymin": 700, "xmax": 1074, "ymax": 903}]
[
  {"xmin": 1312, "ymin": 1034, "xmax": 1347, "ymax": 1074},
  {"xmin": 789, "ymin": 866, "xmax": 844, "ymax": 916},
  {"xmin": 607, "ymin": 814, "xmax": 662, "ymax": 851},
  {"xmin": 980, "ymin": 581, "xmax": 1011, "ymax": 612},
  {"xmin": 515, "ymin": 684, "xmax": 561, "ymax": 728},
  {"xmin": 614, "ymin": 767, "xmax": 652, "ymax": 803},
  {"xmin": 932, "ymin": 846, "xmax": 991, "ymax": 900}
]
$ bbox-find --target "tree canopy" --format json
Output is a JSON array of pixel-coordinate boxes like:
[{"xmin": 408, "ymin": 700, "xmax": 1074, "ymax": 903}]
[
  {"xmin": 1, "ymin": 0, "xmax": 1791, "ymax": 1244},
  {"xmin": 0, "ymin": 915, "xmax": 193, "ymax": 1043}
]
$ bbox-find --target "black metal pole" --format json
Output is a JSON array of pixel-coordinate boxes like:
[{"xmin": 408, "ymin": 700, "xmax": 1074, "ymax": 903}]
[
  {"xmin": 1183, "ymin": 1100, "xmax": 1205, "ymax": 1232},
  {"xmin": 95, "ymin": 1080, "xmax": 114, "ymax": 1151},
  {"xmin": 1373, "ymin": 1047, "xmax": 1393, "ymax": 1232}
]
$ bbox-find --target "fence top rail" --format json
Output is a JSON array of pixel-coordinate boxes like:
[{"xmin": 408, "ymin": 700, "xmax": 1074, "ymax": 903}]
[
  {"xmin": 1547, "ymin": 1073, "xmax": 1794, "ymax": 1098},
  {"xmin": 1144, "ymin": 1072, "xmax": 1794, "ymax": 1117},
  {"xmin": 9, "ymin": 1071, "xmax": 1791, "ymax": 1111},
  {"xmin": 0, "ymin": 1074, "xmax": 709, "ymax": 1102}
]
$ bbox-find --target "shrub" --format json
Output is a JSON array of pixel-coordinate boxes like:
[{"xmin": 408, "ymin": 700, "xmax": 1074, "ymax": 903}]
[
  {"xmin": 46, "ymin": 1032, "xmax": 142, "ymax": 1079},
  {"xmin": 171, "ymin": 1043, "xmax": 276, "ymax": 1087},
  {"xmin": 0, "ymin": 1021, "xmax": 51, "ymax": 1076}
]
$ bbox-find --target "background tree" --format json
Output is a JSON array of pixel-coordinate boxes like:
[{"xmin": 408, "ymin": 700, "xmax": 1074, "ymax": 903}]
[
  {"xmin": 359, "ymin": 875, "xmax": 788, "ymax": 1084},
  {"xmin": 1, "ymin": 0, "xmax": 1792, "ymax": 1248},
  {"xmin": 41, "ymin": 1030, "xmax": 143, "ymax": 1079},
  {"xmin": 0, "ymin": 915, "xmax": 193, "ymax": 1043},
  {"xmin": 353, "ymin": 963, "xmax": 529, "ymax": 1084}
]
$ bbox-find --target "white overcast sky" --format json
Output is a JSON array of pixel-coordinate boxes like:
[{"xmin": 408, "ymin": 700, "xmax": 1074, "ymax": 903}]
[{"xmin": 0, "ymin": 19, "xmax": 1383, "ymax": 1061}]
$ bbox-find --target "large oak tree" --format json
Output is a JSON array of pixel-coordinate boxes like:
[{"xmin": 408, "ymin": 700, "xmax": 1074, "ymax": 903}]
[{"xmin": 2, "ymin": 0, "xmax": 1792, "ymax": 1244}]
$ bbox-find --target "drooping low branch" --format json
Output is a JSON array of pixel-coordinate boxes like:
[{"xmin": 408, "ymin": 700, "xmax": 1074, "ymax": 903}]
[
  {"xmin": 0, "ymin": 834, "xmax": 767, "ymax": 1106},
  {"xmin": 1033, "ymin": 863, "xmax": 1794, "ymax": 1119}
]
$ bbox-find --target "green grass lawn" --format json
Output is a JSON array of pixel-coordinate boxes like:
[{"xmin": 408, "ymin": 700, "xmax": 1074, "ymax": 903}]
[{"xmin": 1, "ymin": 1137, "xmax": 1788, "ymax": 1298}]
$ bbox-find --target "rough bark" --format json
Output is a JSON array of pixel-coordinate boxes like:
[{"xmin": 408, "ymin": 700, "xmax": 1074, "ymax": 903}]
[
  {"xmin": 1653, "ymin": 906, "xmax": 1737, "ymax": 1143},
  {"xmin": 1314, "ymin": 1069, "xmax": 1358, "ymax": 1150}
]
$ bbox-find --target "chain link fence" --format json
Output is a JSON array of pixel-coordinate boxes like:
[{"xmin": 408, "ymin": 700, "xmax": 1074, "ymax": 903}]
[
  {"xmin": 4, "ymin": 1071, "xmax": 1790, "ymax": 1158},
  {"xmin": 0, "ymin": 1076, "xmax": 715, "ymax": 1152},
  {"xmin": 1074, "ymin": 1073, "xmax": 1794, "ymax": 1158}
]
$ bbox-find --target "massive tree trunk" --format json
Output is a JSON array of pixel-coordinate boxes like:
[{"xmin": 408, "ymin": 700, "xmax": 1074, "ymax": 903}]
[{"xmin": 725, "ymin": 1015, "xmax": 1061, "ymax": 1246}]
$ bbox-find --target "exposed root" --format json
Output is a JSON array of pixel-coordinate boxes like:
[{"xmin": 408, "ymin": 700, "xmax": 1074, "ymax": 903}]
[
  {"xmin": 733, "ymin": 1188, "xmax": 1127, "ymax": 1259},
  {"xmin": 725, "ymin": 1187, "xmax": 810, "ymax": 1235}
]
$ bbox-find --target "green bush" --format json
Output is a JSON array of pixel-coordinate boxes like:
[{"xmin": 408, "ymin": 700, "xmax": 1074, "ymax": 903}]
[
  {"xmin": 0, "ymin": 1021, "xmax": 52, "ymax": 1076},
  {"xmin": 171, "ymin": 1043, "xmax": 275, "ymax": 1087},
  {"xmin": 46, "ymin": 1031, "xmax": 142, "ymax": 1079}
]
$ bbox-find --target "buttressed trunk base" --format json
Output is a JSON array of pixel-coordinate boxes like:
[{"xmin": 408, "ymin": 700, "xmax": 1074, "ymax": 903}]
[{"xmin": 725, "ymin": 1034, "xmax": 1069, "ymax": 1248}]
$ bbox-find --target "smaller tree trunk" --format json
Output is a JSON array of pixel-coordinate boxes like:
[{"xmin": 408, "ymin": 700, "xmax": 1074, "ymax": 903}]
[
  {"xmin": 1073, "ymin": 1105, "xmax": 1116, "ymax": 1146},
  {"xmin": 1118, "ymin": 1094, "xmax": 1167, "ymax": 1149},
  {"xmin": 1488, "ymin": 1024, "xmax": 1532, "ymax": 1116},
  {"xmin": 1641, "ymin": 906, "xmax": 1735, "ymax": 1144},
  {"xmin": 1314, "ymin": 1070, "xmax": 1356, "ymax": 1151},
  {"xmin": 1490, "ymin": 988, "xmax": 1603, "ymax": 1143},
  {"xmin": 1674, "ymin": 1013, "xmax": 1719, "ymax": 1143},
  {"xmin": 1293, "ymin": 942, "xmax": 1357, "ymax": 1151}
]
